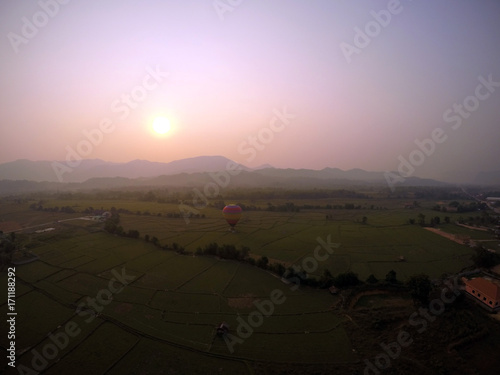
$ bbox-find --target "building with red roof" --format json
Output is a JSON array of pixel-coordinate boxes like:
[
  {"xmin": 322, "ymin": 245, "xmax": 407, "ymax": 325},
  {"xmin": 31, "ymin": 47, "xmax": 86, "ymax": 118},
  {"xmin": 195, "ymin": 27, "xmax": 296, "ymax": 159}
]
[{"xmin": 463, "ymin": 277, "xmax": 500, "ymax": 312}]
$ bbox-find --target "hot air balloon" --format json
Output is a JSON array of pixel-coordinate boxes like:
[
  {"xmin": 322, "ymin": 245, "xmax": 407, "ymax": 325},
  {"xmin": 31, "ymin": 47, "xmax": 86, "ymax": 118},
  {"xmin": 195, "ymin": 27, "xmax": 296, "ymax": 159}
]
[{"xmin": 222, "ymin": 205, "xmax": 242, "ymax": 231}]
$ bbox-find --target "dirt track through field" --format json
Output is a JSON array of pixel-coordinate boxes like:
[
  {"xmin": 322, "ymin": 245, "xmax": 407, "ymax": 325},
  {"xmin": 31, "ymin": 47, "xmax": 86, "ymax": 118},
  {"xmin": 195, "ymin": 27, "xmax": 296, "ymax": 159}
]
[{"xmin": 424, "ymin": 227, "xmax": 466, "ymax": 244}]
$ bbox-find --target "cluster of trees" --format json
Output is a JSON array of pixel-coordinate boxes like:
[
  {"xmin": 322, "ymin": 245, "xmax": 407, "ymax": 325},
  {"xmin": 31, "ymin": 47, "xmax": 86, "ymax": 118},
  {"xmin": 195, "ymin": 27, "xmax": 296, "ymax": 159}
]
[
  {"xmin": 266, "ymin": 202, "xmax": 386, "ymax": 212},
  {"xmin": 266, "ymin": 202, "xmax": 300, "ymax": 212},
  {"xmin": 410, "ymin": 212, "xmax": 497, "ymax": 229},
  {"xmin": 317, "ymin": 270, "xmax": 360, "ymax": 288},
  {"xmin": 195, "ymin": 243, "xmax": 249, "ymax": 261},
  {"xmin": 103, "ymin": 213, "xmax": 187, "ymax": 252},
  {"xmin": 104, "ymin": 212, "xmax": 121, "ymax": 234},
  {"xmin": 408, "ymin": 188, "xmax": 467, "ymax": 200},
  {"xmin": 285, "ymin": 267, "xmax": 434, "ymax": 307},
  {"xmin": 408, "ymin": 214, "xmax": 451, "ymax": 226},
  {"xmin": 29, "ymin": 203, "xmax": 76, "ymax": 213},
  {"xmin": 326, "ymin": 204, "xmax": 385, "ymax": 210},
  {"xmin": 143, "ymin": 234, "xmax": 160, "ymax": 246},
  {"xmin": 193, "ymin": 243, "xmax": 287, "ymax": 274},
  {"xmin": 92, "ymin": 206, "xmax": 205, "ymax": 219},
  {"xmin": 49, "ymin": 189, "xmax": 186, "ymax": 204},
  {"xmin": 222, "ymin": 188, "xmax": 370, "ymax": 200},
  {"xmin": 458, "ymin": 213, "xmax": 497, "ymax": 227},
  {"xmin": 317, "ymin": 269, "xmax": 404, "ymax": 289},
  {"xmin": 471, "ymin": 246, "xmax": 500, "ymax": 268},
  {"xmin": 38, "ymin": 188, "xmax": 372, "ymax": 206},
  {"xmin": 103, "ymin": 213, "xmax": 141, "ymax": 238},
  {"xmin": 0, "ymin": 232, "xmax": 17, "ymax": 268},
  {"xmin": 219, "ymin": 202, "xmax": 388, "ymax": 213},
  {"xmin": 323, "ymin": 268, "xmax": 432, "ymax": 305},
  {"xmin": 432, "ymin": 201, "xmax": 487, "ymax": 213},
  {"xmin": 213, "ymin": 201, "xmax": 388, "ymax": 214}
]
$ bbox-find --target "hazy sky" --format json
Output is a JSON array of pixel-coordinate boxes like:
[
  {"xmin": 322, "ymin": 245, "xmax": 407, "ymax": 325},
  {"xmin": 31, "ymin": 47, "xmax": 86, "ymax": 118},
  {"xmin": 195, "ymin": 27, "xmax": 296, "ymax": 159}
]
[{"xmin": 1, "ymin": 0, "xmax": 499, "ymax": 182}]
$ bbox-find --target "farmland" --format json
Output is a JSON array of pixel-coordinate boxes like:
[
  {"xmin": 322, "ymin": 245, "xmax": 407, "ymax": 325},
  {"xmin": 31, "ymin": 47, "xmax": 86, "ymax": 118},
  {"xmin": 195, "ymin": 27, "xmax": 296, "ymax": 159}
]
[
  {"xmin": 1, "ymin": 188, "xmax": 499, "ymax": 374},
  {"xmin": 1, "ymin": 226, "xmax": 350, "ymax": 373}
]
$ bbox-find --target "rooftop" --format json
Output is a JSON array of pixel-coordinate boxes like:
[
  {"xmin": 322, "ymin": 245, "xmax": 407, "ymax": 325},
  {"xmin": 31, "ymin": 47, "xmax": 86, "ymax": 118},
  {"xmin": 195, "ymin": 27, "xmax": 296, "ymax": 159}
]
[{"xmin": 466, "ymin": 277, "xmax": 500, "ymax": 300}]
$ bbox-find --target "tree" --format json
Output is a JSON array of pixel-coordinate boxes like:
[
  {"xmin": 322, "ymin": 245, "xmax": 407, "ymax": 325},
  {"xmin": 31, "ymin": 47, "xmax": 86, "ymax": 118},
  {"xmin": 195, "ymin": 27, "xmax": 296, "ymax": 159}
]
[
  {"xmin": 257, "ymin": 256, "xmax": 269, "ymax": 269},
  {"xmin": 472, "ymin": 247, "xmax": 500, "ymax": 268},
  {"xmin": 333, "ymin": 272, "xmax": 359, "ymax": 288},
  {"xmin": 104, "ymin": 220, "xmax": 117, "ymax": 233},
  {"xmin": 385, "ymin": 270, "xmax": 397, "ymax": 284},
  {"xmin": 417, "ymin": 213, "xmax": 426, "ymax": 226},
  {"xmin": 319, "ymin": 269, "xmax": 334, "ymax": 288},
  {"xmin": 127, "ymin": 229, "xmax": 140, "ymax": 239},
  {"xmin": 115, "ymin": 226, "xmax": 124, "ymax": 236},
  {"xmin": 270, "ymin": 262, "xmax": 286, "ymax": 277},
  {"xmin": 0, "ymin": 235, "xmax": 17, "ymax": 269},
  {"xmin": 366, "ymin": 274, "xmax": 378, "ymax": 284},
  {"xmin": 407, "ymin": 274, "xmax": 432, "ymax": 305},
  {"xmin": 143, "ymin": 191, "xmax": 157, "ymax": 201},
  {"xmin": 240, "ymin": 246, "xmax": 250, "ymax": 260}
]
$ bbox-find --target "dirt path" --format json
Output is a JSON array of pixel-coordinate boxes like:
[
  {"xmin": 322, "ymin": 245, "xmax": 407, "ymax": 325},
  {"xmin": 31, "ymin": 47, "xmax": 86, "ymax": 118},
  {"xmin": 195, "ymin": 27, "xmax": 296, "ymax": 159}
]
[
  {"xmin": 424, "ymin": 227, "xmax": 467, "ymax": 244},
  {"xmin": 0, "ymin": 221, "xmax": 23, "ymax": 232},
  {"xmin": 455, "ymin": 223, "xmax": 490, "ymax": 232}
]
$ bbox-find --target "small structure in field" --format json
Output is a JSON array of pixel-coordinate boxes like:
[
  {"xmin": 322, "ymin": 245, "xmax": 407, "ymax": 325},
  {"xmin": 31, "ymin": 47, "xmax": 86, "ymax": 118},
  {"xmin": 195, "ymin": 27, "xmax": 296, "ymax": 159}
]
[
  {"xmin": 398, "ymin": 255, "xmax": 406, "ymax": 262},
  {"xmin": 329, "ymin": 285, "xmax": 339, "ymax": 295},
  {"xmin": 35, "ymin": 227, "xmax": 55, "ymax": 233},
  {"xmin": 455, "ymin": 234, "xmax": 471, "ymax": 245},
  {"xmin": 216, "ymin": 322, "xmax": 230, "ymax": 336}
]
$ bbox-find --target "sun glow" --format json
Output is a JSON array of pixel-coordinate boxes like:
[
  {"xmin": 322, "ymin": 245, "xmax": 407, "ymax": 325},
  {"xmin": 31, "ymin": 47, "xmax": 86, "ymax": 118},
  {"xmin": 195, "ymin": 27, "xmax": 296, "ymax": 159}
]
[{"xmin": 152, "ymin": 116, "xmax": 171, "ymax": 135}]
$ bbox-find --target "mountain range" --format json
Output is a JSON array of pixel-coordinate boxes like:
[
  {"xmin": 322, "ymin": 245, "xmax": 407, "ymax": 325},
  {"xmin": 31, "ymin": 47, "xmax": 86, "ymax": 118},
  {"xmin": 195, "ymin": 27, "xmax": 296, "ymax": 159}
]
[
  {"xmin": 0, "ymin": 156, "xmax": 242, "ymax": 183},
  {"xmin": 0, "ymin": 156, "xmax": 498, "ymax": 195}
]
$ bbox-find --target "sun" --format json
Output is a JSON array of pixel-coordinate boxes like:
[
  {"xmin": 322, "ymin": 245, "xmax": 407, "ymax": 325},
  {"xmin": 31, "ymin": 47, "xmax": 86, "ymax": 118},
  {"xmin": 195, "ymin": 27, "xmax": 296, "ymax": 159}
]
[{"xmin": 152, "ymin": 116, "xmax": 171, "ymax": 135}]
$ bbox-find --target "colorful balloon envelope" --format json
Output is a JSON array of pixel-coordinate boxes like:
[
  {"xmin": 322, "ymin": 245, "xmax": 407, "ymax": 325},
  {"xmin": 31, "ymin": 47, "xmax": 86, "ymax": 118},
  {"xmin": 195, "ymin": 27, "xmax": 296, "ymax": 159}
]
[{"xmin": 222, "ymin": 205, "xmax": 242, "ymax": 227}]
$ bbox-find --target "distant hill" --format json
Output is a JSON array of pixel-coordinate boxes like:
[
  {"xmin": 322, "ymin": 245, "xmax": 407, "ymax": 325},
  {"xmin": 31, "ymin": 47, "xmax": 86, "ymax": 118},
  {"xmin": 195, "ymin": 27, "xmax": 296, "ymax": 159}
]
[
  {"xmin": 0, "ymin": 156, "xmax": 245, "ymax": 183},
  {"xmin": 0, "ymin": 156, "xmax": 452, "ymax": 195},
  {"xmin": 253, "ymin": 163, "xmax": 275, "ymax": 170}
]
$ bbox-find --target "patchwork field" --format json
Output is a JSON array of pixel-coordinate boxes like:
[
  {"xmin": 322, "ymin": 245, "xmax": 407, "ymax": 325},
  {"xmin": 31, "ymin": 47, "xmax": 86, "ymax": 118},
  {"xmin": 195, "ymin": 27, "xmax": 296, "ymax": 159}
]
[
  {"xmin": 1, "ymin": 227, "xmax": 352, "ymax": 373},
  {"xmin": 1, "ymin": 194, "xmax": 496, "ymax": 374},
  {"xmin": 114, "ymin": 206, "xmax": 476, "ymax": 280}
]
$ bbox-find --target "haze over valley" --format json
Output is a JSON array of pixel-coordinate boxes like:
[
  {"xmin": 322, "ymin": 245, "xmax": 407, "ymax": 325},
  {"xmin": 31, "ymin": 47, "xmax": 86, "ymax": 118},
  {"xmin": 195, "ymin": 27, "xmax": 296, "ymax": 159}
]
[{"xmin": 1, "ymin": 1, "xmax": 500, "ymax": 374}]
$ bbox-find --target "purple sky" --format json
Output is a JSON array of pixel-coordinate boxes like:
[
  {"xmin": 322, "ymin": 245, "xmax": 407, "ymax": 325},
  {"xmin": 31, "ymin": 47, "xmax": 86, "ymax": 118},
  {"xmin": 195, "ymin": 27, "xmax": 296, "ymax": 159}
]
[{"xmin": 1, "ymin": 0, "xmax": 499, "ymax": 182}]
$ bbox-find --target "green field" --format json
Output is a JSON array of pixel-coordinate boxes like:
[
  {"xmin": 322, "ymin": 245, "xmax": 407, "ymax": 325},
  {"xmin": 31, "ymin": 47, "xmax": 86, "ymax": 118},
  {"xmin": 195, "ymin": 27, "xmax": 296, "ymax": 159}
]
[
  {"xmin": 113, "ymin": 206, "xmax": 475, "ymax": 280},
  {"xmin": 1, "ymin": 193, "xmax": 497, "ymax": 374},
  {"xmin": 1, "ymin": 227, "xmax": 352, "ymax": 373}
]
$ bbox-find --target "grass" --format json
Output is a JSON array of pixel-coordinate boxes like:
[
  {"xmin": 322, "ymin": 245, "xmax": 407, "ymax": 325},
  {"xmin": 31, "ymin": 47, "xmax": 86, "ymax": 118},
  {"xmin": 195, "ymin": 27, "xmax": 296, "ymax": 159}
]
[
  {"xmin": 5, "ymin": 227, "xmax": 355, "ymax": 365},
  {"xmin": 113, "ymin": 205, "xmax": 479, "ymax": 281},
  {"xmin": 15, "ymin": 261, "xmax": 61, "ymax": 283},
  {"xmin": 14, "ymin": 314, "xmax": 105, "ymax": 372},
  {"xmin": 2, "ymin": 195, "xmax": 496, "ymax": 373},
  {"xmin": 178, "ymin": 259, "xmax": 240, "ymax": 293},
  {"xmin": 47, "ymin": 323, "xmax": 139, "ymax": 374},
  {"xmin": 4, "ymin": 290, "xmax": 75, "ymax": 349},
  {"xmin": 107, "ymin": 337, "xmax": 250, "ymax": 375}
]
